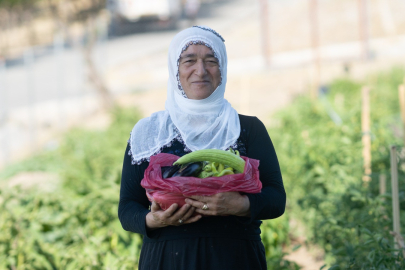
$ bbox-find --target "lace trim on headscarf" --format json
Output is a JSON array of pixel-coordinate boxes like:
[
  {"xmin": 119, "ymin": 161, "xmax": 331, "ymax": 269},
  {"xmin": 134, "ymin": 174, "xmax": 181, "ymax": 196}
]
[
  {"xmin": 226, "ymin": 140, "xmax": 239, "ymax": 152},
  {"xmin": 127, "ymin": 127, "xmax": 193, "ymax": 165},
  {"xmin": 176, "ymin": 40, "xmax": 223, "ymax": 98},
  {"xmin": 192, "ymin": 26, "xmax": 225, "ymax": 42},
  {"xmin": 127, "ymin": 131, "xmax": 239, "ymax": 166}
]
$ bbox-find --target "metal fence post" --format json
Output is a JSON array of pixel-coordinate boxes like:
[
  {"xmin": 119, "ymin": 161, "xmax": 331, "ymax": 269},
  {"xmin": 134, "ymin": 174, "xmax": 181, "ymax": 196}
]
[
  {"xmin": 358, "ymin": 0, "xmax": 370, "ymax": 60},
  {"xmin": 54, "ymin": 31, "xmax": 66, "ymax": 131},
  {"xmin": 390, "ymin": 146, "xmax": 402, "ymax": 250},
  {"xmin": 0, "ymin": 56, "xmax": 8, "ymax": 166},
  {"xmin": 362, "ymin": 86, "xmax": 371, "ymax": 183},
  {"xmin": 379, "ymin": 174, "xmax": 386, "ymax": 196},
  {"xmin": 259, "ymin": 0, "xmax": 270, "ymax": 66},
  {"xmin": 24, "ymin": 47, "xmax": 37, "ymax": 152},
  {"xmin": 399, "ymin": 84, "xmax": 405, "ymax": 147},
  {"xmin": 309, "ymin": 0, "xmax": 320, "ymax": 100}
]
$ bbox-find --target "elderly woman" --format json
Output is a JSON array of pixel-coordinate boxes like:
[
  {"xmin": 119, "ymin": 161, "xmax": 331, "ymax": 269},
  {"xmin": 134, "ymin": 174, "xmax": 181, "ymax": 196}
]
[{"xmin": 119, "ymin": 26, "xmax": 286, "ymax": 269}]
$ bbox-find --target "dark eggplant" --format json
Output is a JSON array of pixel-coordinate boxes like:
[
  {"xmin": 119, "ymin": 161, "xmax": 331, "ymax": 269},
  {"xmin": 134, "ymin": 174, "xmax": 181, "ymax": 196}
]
[
  {"xmin": 161, "ymin": 165, "xmax": 181, "ymax": 179},
  {"xmin": 171, "ymin": 162, "xmax": 203, "ymax": 177}
]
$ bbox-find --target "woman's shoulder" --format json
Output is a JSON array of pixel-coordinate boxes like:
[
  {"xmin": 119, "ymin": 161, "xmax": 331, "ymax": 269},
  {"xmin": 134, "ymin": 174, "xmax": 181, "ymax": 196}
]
[
  {"xmin": 237, "ymin": 114, "xmax": 269, "ymax": 142},
  {"xmin": 238, "ymin": 114, "xmax": 264, "ymax": 129}
]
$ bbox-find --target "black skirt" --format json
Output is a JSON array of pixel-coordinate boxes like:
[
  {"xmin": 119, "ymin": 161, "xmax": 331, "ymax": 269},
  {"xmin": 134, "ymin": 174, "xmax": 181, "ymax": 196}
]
[{"xmin": 138, "ymin": 237, "xmax": 267, "ymax": 270}]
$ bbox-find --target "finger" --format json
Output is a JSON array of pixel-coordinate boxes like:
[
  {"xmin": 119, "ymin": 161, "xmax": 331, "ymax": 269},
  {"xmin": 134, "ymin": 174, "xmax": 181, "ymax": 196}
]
[
  {"xmin": 184, "ymin": 198, "xmax": 203, "ymax": 209},
  {"xmin": 151, "ymin": 201, "xmax": 161, "ymax": 212},
  {"xmin": 169, "ymin": 203, "xmax": 190, "ymax": 219},
  {"xmin": 182, "ymin": 206, "xmax": 196, "ymax": 221},
  {"xmin": 194, "ymin": 208, "xmax": 215, "ymax": 216},
  {"xmin": 189, "ymin": 195, "xmax": 211, "ymax": 202},
  {"xmin": 185, "ymin": 198, "xmax": 207, "ymax": 211},
  {"xmin": 184, "ymin": 214, "xmax": 202, "ymax": 224},
  {"xmin": 162, "ymin": 203, "xmax": 179, "ymax": 218}
]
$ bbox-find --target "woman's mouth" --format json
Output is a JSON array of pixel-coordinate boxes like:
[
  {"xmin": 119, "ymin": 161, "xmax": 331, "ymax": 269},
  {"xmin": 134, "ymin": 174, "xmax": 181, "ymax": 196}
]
[{"xmin": 192, "ymin": 81, "xmax": 210, "ymax": 84}]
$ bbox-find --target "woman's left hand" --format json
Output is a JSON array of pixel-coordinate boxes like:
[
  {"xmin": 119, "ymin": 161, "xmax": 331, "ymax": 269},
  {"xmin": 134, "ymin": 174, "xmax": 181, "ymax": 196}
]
[{"xmin": 185, "ymin": 192, "xmax": 251, "ymax": 217}]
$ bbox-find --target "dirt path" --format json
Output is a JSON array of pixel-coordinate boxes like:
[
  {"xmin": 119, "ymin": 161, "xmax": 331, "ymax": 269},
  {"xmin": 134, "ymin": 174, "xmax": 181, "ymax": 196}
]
[{"xmin": 284, "ymin": 219, "xmax": 326, "ymax": 270}]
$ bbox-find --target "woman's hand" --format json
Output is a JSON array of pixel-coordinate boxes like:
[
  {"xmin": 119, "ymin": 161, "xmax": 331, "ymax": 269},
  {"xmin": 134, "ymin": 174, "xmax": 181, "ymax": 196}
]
[
  {"xmin": 185, "ymin": 192, "xmax": 251, "ymax": 217},
  {"xmin": 145, "ymin": 201, "xmax": 202, "ymax": 230}
]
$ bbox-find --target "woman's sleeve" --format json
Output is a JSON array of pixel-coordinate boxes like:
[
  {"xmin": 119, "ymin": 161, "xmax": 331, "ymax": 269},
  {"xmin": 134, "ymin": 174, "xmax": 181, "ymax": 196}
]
[
  {"xmin": 245, "ymin": 117, "xmax": 286, "ymax": 221},
  {"xmin": 118, "ymin": 143, "xmax": 152, "ymax": 236}
]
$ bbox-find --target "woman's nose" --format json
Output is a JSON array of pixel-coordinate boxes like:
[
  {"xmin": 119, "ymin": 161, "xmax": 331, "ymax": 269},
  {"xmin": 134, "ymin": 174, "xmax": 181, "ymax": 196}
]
[{"xmin": 194, "ymin": 60, "xmax": 207, "ymax": 77}]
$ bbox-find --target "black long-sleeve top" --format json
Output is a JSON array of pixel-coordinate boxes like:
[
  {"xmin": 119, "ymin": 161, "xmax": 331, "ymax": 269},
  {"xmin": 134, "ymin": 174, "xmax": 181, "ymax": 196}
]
[{"xmin": 118, "ymin": 114, "xmax": 286, "ymax": 243}]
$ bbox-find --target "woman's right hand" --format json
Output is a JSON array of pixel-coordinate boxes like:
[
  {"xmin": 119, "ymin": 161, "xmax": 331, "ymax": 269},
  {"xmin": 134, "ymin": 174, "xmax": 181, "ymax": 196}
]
[{"xmin": 146, "ymin": 201, "xmax": 202, "ymax": 230}]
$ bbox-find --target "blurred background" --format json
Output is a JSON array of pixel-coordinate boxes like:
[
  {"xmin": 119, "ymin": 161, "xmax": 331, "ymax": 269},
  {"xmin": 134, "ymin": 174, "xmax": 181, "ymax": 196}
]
[
  {"xmin": 1, "ymin": 0, "xmax": 405, "ymax": 269},
  {"xmin": 1, "ymin": 0, "xmax": 405, "ymax": 168}
]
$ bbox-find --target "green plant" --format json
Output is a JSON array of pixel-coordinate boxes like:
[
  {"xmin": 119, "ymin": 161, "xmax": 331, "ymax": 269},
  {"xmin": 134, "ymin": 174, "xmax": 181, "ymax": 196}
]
[
  {"xmin": 0, "ymin": 107, "xmax": 143, "ymax": 269},
  {"xmin": 261, "ymin": 214, "xmax": 300, "ymax": 270},
  {"xmin": 0, "ymin": 105, "xmax": 296, "ymax": 269},
  {"xmin": 270, "ymin": 67, "xmax": 405, "ymax": 268}
]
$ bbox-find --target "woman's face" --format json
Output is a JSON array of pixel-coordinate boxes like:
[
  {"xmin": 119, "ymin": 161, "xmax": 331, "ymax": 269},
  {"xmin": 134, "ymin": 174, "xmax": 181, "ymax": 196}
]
[{"xmin": 178, "ymin": 45, "xmax": 221, "ymax": 100}]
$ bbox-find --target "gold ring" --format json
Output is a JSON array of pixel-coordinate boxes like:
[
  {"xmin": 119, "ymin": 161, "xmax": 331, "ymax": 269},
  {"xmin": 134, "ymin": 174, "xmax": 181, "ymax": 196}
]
[
  {"xmin": 202, "ymin": 204, "xmax": 209, "ymax": 210},
  {"xmin": 178, "ymin": 219, "xmax": 183, "ymax": 224}
]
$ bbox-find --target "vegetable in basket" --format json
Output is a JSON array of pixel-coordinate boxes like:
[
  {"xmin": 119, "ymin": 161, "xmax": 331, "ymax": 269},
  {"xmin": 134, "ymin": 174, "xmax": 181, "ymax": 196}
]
[{"xmin": 161, "ymin": 148, "xmax": 246, "ymax": 179}]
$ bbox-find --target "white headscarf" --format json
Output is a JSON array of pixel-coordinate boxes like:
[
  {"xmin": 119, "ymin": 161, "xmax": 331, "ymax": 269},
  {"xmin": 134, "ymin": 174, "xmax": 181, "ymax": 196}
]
[{"xmin": 129, "ymin": 26, "xmax": 240, "ymax": 165}]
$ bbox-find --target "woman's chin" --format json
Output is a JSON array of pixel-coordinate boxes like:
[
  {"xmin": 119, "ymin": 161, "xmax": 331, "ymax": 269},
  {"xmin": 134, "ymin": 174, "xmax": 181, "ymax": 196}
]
[{"xmin": 187, "ymin": 88, "xmax": 215, "ymax": 100}]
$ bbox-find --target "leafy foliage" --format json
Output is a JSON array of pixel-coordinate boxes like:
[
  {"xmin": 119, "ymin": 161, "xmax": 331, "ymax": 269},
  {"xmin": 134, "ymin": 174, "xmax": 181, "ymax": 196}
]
[
  {"xmin": 0, "ymin": 106, "xmax": 297, "ymax": 269},
  {"xmin": 262, "ymin": 215, "xmax": 300, "ymax": 270},
  {"xmin": 270, "ymin": 67, "xmax": 405, "ymax": 268},
  {"xmin": 0, "ymin": 0, "xmax": 39, "ymax": 9},
  {"xmin": 0, "ymin": 107, "xmax": 143, "ymax": 269}
]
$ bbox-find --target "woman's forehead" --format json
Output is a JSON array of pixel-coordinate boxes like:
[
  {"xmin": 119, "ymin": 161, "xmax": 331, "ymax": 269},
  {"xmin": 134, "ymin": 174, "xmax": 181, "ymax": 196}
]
[
  {"xmin": 177, "ymin": 41, "xmax": 221, "ymax": 62},
  {"xmin": 180, "ymin": 44, "xmax": 215, "ymax": 57}
]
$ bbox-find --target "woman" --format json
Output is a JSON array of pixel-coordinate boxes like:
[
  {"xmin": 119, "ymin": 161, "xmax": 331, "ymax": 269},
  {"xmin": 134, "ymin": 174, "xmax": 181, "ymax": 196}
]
[{"xmin": 119, "ymin": 26, "xmax": 286, "ymax": 269}]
